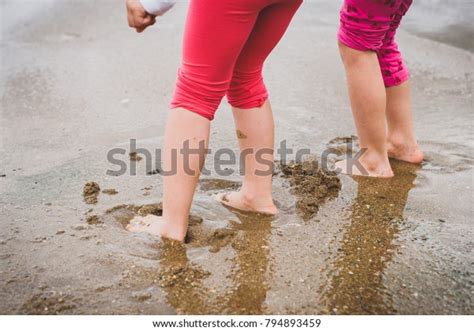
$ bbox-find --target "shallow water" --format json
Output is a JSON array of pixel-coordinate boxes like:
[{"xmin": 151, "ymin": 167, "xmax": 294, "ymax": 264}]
[{"xmin": 1, "ymin": 0, "xmax": 473, "ymax": 314}]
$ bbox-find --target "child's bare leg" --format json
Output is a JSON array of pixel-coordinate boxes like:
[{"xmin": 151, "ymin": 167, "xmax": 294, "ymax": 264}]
[
  {"xmin": 127, "ymin": 108, "xmax": 210, "ymax": 241},
  {"xmin": 215, "ymin": 1, "xmax": 302, "ymax": 212},
  {"xmin": 216, "ymin": 100, "xmax": 277, "ymax": 215},
  {"xmin": 336, "ymin": 43, "xmax": 393, "ymax": 177},
  {"xmin": 386, "ymin": 81, "xmax": 424, "ymax": 164}
]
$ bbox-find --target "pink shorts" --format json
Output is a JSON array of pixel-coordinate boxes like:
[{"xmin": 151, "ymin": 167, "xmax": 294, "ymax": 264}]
[
  {"xmin": 171, "ymin": 0, "xmax": 302, "ymax": 120},
  {"xmin": 338, "ymin": 0, "xmax": 413, "ymax": 87}
]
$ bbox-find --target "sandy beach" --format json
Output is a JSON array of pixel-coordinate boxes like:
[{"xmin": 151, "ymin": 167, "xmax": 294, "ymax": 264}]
[{"xmin": 1, "ymin": 0, "xmax": 473, "ymax": 314}]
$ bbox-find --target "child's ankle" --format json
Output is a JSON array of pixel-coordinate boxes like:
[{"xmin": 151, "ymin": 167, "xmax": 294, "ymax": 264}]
[
  {"xmin": 160, "ymin": 215, "xmax": 188, "ymax": 242},
  {"xmin": 387, "ymin": 133, "xmax": 418, "ymax": 149},
  {"xmin": 386, "ymin": 133, "xmax": 424, "ymax": 164},
  {"xmin": 240, "ymin": 189, "xmax": 274, "ymax": 208},
  {"xmin": 359, "ymin": 150, "xmax": 393, "ymax": 174}
]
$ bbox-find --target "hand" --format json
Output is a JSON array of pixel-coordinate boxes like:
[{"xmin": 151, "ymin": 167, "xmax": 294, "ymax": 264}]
[{"xmin": 126, "ymin": 0, "xmax": 156, "ymax": 33}]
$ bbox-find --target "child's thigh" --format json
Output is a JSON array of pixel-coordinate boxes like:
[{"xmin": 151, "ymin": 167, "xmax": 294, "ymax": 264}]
[
  {"xmin": 181, "ymin": 0, "xmax": 263, "ymax": 82},
  {"xmin": 226, "ymin": 0, "xmax": 302, "ymax": 108},
  {"xmin": 232, "ymin": 0, "xmax": 302, "ymax": 72},
  {"xmin": 173, "ymin": 0, "xmax": 262, "ymax": 119},
  {"xmin": 380, "ymin": 0, "xmax": 413, "ymax": 47}
]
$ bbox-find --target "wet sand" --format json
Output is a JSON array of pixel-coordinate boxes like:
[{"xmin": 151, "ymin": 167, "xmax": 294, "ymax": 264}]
[
  {"xmin": 403, "ymin": 0, "xmax": 474, "ymax": 52},
  {"xmin": 1, "ymin": 1, "xmax": 473, "ymax": 314}
]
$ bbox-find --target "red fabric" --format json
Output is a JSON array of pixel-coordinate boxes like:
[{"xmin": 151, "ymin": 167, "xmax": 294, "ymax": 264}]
[{"xmin": 171, "ymin": 0, "xmax": 302, "ymax": 120}]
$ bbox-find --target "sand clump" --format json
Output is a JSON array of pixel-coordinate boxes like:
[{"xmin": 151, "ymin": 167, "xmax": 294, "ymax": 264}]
[
  {"xmin": 278, "ymin": 160, "xmax": 341, "ymax": 221},
  {"xmin": 129, "ymin": 152, "xmax": 142, "ymax": 162},
  {"xmin": 82, "ymin": 182, "xmax": 100, "ymax": 204},
  {"xmin": 86, "ymin": 214, "xmax": 102, "ymax": 225},
  {"xmin": 137, "ymin": 203, "xmax": 164, "ymax": 216},
  {"xmin": 21, "ymin": 291, "xmax": 79, "ymax": 314},
  {"xmin": 102, "ymin": 188, "xmax": 118, "ymax": 195}
]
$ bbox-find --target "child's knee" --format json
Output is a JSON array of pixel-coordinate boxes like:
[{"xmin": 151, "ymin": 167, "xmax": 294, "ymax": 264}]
[
  {"xmin": 227, "ymin": 69, "xmax": 268, "ymax": 109},
  {"xmin": 379, "ymin": 58, "xmax": 410, "ymax": 87},
  {"xmin": 170, "ymin": 68, "xmax": 227, "ymax": 121},
  {"xmin": 338, "ymin": 41, "xmax": 353, "ymax": 60},
  {"xmin": 338, "ymin": 41, "xmax": 376, "ymax": 67},
  {"xmin": 377, "ymin": 45, "xmax": 409, "ymax": 87}
]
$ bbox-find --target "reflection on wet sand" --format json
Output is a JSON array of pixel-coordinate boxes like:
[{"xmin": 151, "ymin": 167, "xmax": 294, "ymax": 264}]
[
  {"xmin": 104, "ymin": 164, "xmax": 339, "ymax": 315},
  {"xmin": 157, "ymin": 211, "xmax": 273, "ymax": 314},
  {"xmin": 155, "ymin": 239, "xmax": 210, "ymax": 314},
  {"xmin": 324, "ymin": 161, "xmax": 420, "ymax": 314},
  {"xmin": 224, "ymin": 213, "xmax": 273, "ymax": 314}
]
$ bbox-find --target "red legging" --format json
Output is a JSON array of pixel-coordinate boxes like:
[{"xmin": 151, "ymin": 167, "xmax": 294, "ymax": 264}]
[{"xmin": 170, "ymin": 0, "xmax": 303, "ymax": 120}]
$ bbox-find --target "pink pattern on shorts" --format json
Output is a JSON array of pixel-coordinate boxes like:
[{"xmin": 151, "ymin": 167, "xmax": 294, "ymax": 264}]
[{"xmin": 338, "ymin": 0, "xmax": 413, "ymax": 87}]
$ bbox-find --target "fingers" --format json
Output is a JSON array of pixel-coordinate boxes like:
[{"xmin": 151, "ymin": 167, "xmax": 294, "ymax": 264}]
[
  {"xmin": 143, "ymin": 15, "xmax": 156, "ymax": 26},
  {"xmin": 126, "ymin": 0, "xmax": 156, "ymax": 33},
  {"xmin": 134, "ymin": 15, "xmax": 156, "ymax": 33},
  {"xmin": 131, "ymin": 15, "xmax": 156, "ymax": 32}
]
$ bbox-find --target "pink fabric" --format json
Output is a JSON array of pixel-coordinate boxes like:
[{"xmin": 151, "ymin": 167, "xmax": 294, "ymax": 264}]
[
  {"xmin": 338, "ymin": 0, "xmax": 413, "ymax": 87},
  {"xmin": 170, "ymin": 0, "xmax": 302, "ymax": 120}
]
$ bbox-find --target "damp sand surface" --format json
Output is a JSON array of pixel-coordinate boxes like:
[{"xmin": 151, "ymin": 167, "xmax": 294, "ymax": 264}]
[{"xmin": 1, "ymin": 1, "xmax": 473, "ymax": 315}]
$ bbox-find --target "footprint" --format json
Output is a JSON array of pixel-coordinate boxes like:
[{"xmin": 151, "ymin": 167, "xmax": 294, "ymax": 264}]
[{"xmin": 421, "ymin": 141, "xmax": 474, "ymax": 174}]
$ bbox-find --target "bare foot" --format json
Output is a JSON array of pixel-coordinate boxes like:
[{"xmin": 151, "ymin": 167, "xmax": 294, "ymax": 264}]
[
  {"xmin": 387, "ymin": 139, "xmax": 424, "ymax": 164},
  {"xmin": 126, "ymin": 215, "xmax": 164, "ymax": 236},
  {"xmin": 335, "ymin": 159, "xmax": 394, "ymax": 178},
  {"xmin": 126, "ymin": 215, "xmax": 185, "ymax": 241},
  {"xmin": 215, "ymin": 191, "xmax": 278, "ymax": 215}
]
